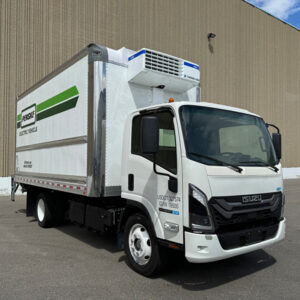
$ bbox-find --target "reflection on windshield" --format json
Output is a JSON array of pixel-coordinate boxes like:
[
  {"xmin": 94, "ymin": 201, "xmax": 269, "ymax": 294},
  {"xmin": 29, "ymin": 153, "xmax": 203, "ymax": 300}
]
[{"xmin": 179, "ymin": 105, "xmax": 278, "ymax": 167}]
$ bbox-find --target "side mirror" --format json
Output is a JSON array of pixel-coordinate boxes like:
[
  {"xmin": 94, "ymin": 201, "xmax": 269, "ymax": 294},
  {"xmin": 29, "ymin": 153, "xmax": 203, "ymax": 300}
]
[
  {"xmin": 272, "ymin": 133, "xmax": 281, "ymax": 160},
  {"xmin": 141, "ymin": 116, "xmax": 159, "ymax": 154}
]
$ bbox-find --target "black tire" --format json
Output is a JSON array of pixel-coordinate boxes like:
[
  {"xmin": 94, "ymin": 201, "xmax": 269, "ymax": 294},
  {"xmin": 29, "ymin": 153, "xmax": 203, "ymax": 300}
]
[
  {"xmin": 124, "ymin": 213, "xmax": 164, "ymax": 276},
  {"xmin": 36, "ymin": 193, "xmax": 54, "ymax": 228}
]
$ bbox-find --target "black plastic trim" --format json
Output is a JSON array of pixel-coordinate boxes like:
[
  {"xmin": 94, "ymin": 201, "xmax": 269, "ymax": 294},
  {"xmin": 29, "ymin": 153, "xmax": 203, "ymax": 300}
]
[
  {"xmin": 209, "ymin": 192, "xmax": 282, "ymax": 233},
  {"xmin": 139, "ymin": 106, "xmax": 175, "ymax": 117},
  {"xmin": 128, "ymin": 174, "xmax": 134, "ymax": 191},
  {"xmin": 217, "ymin": 223, "xmax": 279, "ymax": 250},
  {"xmin": 183, "ymin": 226, "xmax": 214, "ymax": 235},
  {"xmin": 157, "ymin": 239, "xmax": 184, "ymax": 251},
  {"xmin": 88, "ymin": 44, "xmax": 108, "ymax": 63}
]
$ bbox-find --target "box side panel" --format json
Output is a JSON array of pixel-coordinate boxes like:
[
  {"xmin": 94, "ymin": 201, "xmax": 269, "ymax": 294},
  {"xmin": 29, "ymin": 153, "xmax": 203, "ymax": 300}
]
[
  {"xmin": 16, "ymin": 55, "xmax": 88, "ymax": 147},
  {"xmin": 16, "ymin": 144, "xmax": 87, "ymax": 178},
  {"xmin": 16, "ymin": 55, "xmax": 89, "ymax": 181}
]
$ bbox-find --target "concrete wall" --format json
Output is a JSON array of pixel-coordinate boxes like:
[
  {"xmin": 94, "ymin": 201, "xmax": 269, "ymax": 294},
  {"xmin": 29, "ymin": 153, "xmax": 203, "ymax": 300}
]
[{"xmin": 1, "ymin": 0, "xmax": 300, "ymax": 176}]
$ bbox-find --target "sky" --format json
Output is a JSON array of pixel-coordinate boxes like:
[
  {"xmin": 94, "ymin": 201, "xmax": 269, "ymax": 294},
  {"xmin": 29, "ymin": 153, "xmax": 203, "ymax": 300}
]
[{"xmin": 245, "ymin": 0, "xmax": 300, "ymax": 29}]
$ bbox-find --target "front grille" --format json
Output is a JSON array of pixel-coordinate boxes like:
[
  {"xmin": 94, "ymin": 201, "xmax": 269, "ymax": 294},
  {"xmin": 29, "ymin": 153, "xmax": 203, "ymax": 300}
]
[
  {"xmin": 212, "ymin": 207, "xmax": 281, "ymax": 230},
  {"xmin": 208, "ymin": 192, "xmax": 282, "ymax": 249},
  {"xmin": 145, "ymin": 50, "xmax": 182, "ymax": 76}
]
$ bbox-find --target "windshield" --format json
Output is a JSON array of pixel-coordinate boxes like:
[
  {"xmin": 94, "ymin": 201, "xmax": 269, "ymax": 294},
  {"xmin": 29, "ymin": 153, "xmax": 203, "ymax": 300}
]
[{"xmin": 179, "ymin": 105, "xmax": 278, "ymax": 167}]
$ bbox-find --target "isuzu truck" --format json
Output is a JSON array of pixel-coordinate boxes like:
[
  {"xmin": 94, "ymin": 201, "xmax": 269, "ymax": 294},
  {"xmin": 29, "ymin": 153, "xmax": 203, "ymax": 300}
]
[{"xmin": 12, "ymin": 44, "xmax": 286, "ymax": 276}]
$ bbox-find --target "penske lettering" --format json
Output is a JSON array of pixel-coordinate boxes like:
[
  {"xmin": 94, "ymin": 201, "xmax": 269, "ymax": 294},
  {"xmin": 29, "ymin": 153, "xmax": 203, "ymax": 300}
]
[{"xmin": 21, "ymin": 105, "xmax": 36, "ymax": 128}]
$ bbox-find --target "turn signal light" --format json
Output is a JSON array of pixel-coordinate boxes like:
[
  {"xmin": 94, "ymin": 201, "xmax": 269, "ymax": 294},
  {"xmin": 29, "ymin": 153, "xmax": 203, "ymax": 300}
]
[
  {"xmin": 169, "ymin": 98, "xmax": 174, "ymax": 103},
  {"xmin": 168, "ymin": 244, "xmax": 180, "ymax": 250}
]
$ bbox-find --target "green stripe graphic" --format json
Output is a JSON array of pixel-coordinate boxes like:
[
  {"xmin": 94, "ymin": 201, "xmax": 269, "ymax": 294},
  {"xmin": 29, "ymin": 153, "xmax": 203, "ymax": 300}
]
[
  {"xmin": 36, "ymin": 96, "xmax": 78, "ymax": 121},
  {"xmin": 17, "ymin": 86, "xmax": 79, "ymax": 128},
  {"xmin": 36, "ymin": 86, "xmax": 79, "ymax": 112}
]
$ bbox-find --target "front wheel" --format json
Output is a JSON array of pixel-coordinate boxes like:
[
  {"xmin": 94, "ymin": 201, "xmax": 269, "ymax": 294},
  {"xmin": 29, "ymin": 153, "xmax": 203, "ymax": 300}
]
[{"xmin": 124, "ymin": 213, "xmax": 164, "ymax": 276}]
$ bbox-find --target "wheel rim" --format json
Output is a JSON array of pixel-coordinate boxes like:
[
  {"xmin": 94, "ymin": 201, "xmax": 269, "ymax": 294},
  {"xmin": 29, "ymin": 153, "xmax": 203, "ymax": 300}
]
[
  {"xmin": 37, "ymin": 198, "xmax": 45, "ymax": 222},
  {"xmin": 128, "ymin": 223, "xmax": 152, "ymax": 266}
]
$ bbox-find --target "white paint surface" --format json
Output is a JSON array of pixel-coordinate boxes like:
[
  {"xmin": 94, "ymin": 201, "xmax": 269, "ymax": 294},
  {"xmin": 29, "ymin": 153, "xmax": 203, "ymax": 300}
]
[{"xmin": 1, "ymin": 167, "xmax": 299, "ymax": 196}]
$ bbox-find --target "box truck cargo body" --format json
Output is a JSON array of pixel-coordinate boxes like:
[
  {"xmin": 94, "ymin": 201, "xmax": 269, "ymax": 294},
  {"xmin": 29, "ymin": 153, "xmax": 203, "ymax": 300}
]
[
  {"xmin": 12, "ymin": 44, "xmax": 285, "ymax": 276},
  {"xmin": 15, "ymin": 45, "xmax": 199, "ymax": 198}
]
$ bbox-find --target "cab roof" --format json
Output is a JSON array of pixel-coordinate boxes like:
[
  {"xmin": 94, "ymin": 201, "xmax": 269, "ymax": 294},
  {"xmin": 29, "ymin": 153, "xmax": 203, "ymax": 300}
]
[{"xmin": 136, "ymin": 101, "xmax": 260, "ymax": 118}]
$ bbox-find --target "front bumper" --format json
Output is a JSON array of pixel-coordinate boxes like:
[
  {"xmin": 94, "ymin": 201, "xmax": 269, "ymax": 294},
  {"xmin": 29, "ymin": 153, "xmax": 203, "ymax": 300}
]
[{"xmin": 185, "ymin": 218, "xmax": 286, "ymax": 263}]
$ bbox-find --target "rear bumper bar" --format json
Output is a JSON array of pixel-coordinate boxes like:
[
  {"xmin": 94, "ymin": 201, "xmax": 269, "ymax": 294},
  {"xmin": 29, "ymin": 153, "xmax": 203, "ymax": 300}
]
[{"xmin": 185, "ymin": 218, "xmax": 286, "ymax": 263}]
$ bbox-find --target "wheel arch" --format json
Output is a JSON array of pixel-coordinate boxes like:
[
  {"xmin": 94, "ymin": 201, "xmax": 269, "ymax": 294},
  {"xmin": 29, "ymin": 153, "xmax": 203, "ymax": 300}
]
[{"xmin": 121, "ymin": 199, "xmax": 164, "ymax": 239}]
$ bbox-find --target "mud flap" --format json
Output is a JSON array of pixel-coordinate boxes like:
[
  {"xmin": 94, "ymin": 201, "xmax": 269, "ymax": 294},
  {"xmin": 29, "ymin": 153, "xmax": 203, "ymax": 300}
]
[
  {"xmin": 26, "ymin": 188, "xmax": 38, "ymax": 217},
  {"xmin": 10, "ymin": 176, "xmax": 19, "ymax": 202}
]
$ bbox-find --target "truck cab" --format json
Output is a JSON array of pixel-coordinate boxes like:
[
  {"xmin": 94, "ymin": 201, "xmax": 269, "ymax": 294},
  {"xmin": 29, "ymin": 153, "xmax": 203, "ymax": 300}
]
[{"xmin": 122, "ymin": 101, "xmax": 285, "ymax": 270}]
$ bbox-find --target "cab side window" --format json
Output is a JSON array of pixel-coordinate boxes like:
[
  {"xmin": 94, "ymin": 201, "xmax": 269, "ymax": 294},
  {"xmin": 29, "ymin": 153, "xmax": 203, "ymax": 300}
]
[{"xmin": 132, "ymin": 111, "xmax": 177, "ymax": 174}]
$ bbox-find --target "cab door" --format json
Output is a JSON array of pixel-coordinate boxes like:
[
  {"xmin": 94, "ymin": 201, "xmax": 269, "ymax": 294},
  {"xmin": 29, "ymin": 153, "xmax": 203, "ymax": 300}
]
[{"xmin": 126, "ymin": 109, "xmax": 183, "ymax": 244}]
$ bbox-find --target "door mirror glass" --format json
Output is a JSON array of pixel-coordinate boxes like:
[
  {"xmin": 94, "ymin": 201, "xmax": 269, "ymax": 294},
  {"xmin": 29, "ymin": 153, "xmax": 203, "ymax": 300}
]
[
  {"xmin": 272, "ymin": 133, "xmax": 281, "ymax": 160},
  {"xmin": 141, "ymin": 116, "xmax": 159, "ymax": 154}
]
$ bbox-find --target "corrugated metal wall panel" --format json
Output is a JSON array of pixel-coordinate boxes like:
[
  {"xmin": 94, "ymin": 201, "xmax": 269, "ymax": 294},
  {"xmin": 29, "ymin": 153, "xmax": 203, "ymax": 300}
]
[{"xmin": 0, "ymin": 0, "xmax": 299, "ymax": 176}]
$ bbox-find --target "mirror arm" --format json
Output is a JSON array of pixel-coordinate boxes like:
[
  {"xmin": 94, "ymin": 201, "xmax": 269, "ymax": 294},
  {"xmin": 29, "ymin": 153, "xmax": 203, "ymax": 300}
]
[
  {"xmin": 153, "ymin": 155, "xmax": 178, "ymax": 193},
  {"xmin": 266, "ymin": 123, "xmax": 280, "ymax": 134},
  {"xmin": 153, "ymin": 154, "xmax": 172, "ymax": 179}
]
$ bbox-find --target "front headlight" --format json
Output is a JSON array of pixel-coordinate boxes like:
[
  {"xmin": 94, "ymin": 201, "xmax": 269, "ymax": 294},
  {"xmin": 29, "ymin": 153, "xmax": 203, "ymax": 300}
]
[{"xmin": 189, "ymin": 184, "xmax": 214, "ymax": 232}]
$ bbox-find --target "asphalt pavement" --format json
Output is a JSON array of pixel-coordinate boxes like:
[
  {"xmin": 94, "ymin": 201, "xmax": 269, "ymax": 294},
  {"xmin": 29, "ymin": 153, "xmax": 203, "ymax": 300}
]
[{"xmin": 0, "ymin": 180, "xmax": 299, "ymax": 299}]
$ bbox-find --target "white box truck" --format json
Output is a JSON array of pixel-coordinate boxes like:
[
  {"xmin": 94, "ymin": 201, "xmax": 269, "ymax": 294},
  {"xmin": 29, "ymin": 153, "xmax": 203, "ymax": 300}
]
[{"xmin": 12, "ymin": 44, "xmax": 286, "ymax": 276}]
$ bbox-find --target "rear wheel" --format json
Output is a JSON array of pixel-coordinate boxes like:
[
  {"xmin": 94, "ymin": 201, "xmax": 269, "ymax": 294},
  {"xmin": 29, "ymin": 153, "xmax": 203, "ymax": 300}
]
[
  {"xmin": 36, "ymin": 193, "xmax": 54, "ymax": 228},
  {"xmin": 124, "ymin": 213, "xmax": 164, "ymax": 276}
]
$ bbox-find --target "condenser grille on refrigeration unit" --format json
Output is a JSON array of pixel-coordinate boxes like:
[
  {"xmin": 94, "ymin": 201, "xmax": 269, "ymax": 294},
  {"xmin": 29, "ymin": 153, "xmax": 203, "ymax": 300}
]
[{"xmin": 145, "ymin": 50, "xmax": 182, "ymax": 77}]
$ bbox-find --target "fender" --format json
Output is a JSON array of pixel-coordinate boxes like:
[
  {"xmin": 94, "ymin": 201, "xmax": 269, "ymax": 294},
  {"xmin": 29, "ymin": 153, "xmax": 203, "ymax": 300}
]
[{"xmin": 122, "ymin": 192, "xmax": 165, "ymax": 239}]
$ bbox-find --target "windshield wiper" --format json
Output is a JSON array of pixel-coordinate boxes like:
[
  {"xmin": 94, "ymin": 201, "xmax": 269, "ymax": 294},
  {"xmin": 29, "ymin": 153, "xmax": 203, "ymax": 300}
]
[
  {"xmin": 189, "ymin": 152, "xmax": 243, "ymax": 173},
  {"xmin": 239, "ymin": 161, "xmax": 279, "ymax": 173}
]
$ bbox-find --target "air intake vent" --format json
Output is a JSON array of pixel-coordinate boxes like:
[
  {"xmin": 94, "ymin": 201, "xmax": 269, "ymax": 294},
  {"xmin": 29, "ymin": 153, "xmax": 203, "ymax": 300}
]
[{"xmin": 144, "ymin": 50, "xmax": 182, "ymax": 77}]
